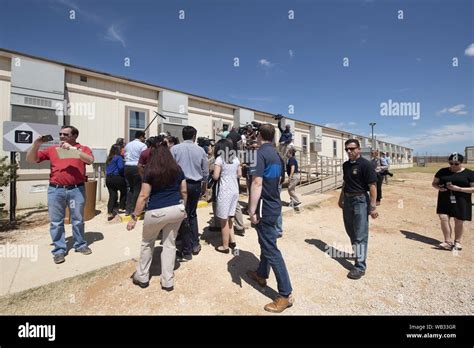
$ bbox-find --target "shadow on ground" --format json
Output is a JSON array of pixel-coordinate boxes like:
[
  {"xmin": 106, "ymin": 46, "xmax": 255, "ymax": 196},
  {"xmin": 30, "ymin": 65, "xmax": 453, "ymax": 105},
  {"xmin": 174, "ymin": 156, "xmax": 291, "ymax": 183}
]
[{"xmin": 305, "ymin": 238, "xmax": 354, "ymax": 271}]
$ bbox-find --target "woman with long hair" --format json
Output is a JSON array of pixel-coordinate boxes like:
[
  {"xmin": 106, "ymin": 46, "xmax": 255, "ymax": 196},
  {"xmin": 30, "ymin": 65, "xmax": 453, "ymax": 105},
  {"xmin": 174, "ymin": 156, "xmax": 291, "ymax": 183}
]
[
  {"xmin": 105, "ymin": 144, "xmax": 127, "ymax": 220},
  {"xmin": 432, "ymin": 153, "xmax": 474, "ymax": 251},
  {"xmin": 213, "ymin": 139, "xmax": 241, "ymax": 253},
  {"xmin": 127, "ymin": 144, "xmax": 187, "ymax": 291}
]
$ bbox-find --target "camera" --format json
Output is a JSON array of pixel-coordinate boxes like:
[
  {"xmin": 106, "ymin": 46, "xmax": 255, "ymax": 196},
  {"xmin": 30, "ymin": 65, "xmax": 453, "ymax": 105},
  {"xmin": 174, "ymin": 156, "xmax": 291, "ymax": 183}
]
[
  {"xmin": 197, "ymin": 137, "xmax": 215, "ymax": 148},
  {"xmin": 274, "ymin": 113, "xmax": 284, "ymax": 120}
]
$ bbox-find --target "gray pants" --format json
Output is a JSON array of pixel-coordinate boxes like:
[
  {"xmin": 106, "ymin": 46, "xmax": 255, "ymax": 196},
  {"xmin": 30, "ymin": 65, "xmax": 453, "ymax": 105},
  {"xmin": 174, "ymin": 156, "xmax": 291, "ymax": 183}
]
[
  {"xmin": 288, "ymin": 173, "xmax": 300, "ymax": 204},
  {"xmin": 135, "ymin": 204, "xmax": 186, "ymax": 287},
  {"xmin": 211, "ymin": 200, "xmax": 244, "ymax": 230}
]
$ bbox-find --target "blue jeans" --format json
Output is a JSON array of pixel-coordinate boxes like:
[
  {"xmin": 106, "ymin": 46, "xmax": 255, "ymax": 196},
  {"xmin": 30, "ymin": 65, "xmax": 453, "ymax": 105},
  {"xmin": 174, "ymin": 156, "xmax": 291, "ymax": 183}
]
[
  {"xmin": 47, "ymin": 185, "xmax": 87, "ymax": 255},
  {"xmin": 276, "ymin": 214, "xmax": 283, "ymax": 234},
  {"xmin": 342, "ymin": 194, "xmax": 369, "ymax": 271},
  {"xmin": 255, "ymin": 215, "xmax": 292, "ymax": 297}
]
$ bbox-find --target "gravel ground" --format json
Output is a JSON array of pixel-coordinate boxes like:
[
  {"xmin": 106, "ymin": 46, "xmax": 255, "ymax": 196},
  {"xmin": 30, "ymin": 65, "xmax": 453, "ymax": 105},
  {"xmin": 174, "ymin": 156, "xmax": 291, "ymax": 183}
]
[{"xmin": 0, "ymin": 172, "xmax": 472, "ymax": 315}]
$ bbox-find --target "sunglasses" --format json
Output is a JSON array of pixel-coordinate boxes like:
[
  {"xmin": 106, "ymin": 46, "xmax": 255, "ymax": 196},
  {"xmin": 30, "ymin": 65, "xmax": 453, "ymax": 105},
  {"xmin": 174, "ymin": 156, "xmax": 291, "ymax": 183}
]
[
  {"xmin": 59, "ymin": 132, "xmax": 71, "ymax": 136},
  {"xmin": 449, "ymin": 162, "xmax": 461, "ymax": 166},
  {"xmin": 345, "ymin": 147, "xmax": 358, "ymax": 152}
]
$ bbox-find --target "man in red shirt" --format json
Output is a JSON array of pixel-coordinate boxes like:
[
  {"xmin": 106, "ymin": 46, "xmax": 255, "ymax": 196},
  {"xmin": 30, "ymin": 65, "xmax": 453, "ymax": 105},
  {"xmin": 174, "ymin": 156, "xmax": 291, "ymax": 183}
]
[{"xmin": 27, "ymin": 125, "xmax": 94, "ymax": 264}]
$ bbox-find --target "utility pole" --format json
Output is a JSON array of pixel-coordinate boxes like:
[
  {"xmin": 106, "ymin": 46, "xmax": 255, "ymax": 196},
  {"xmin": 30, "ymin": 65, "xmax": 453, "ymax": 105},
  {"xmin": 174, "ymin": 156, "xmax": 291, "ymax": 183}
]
[{"xmin": 369, "ymin": 122, "xmax": 376, "ymax": 150}]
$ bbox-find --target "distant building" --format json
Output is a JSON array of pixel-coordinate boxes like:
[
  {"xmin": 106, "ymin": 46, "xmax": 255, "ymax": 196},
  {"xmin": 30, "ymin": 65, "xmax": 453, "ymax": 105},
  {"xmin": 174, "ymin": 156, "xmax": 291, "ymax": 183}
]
[
  {"xmin": 466, "ymin": 146, "xmax": 474, "ymax": 163},
  {"xmin": 0, "ymin": 48, "xmax": 413, "ymax": 209}
]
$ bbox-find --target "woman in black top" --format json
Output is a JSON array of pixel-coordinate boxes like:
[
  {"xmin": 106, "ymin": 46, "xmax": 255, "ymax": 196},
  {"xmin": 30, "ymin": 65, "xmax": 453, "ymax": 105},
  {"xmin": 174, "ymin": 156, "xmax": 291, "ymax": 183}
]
[{"xmin": 432, "ymin": 153, "xmax": 474, "ymax": 251}]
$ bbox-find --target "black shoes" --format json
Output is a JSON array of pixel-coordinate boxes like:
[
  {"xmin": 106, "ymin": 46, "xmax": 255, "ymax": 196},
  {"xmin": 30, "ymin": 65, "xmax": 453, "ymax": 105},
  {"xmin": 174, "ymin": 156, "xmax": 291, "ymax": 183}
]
[
  {"xmin": 215, "ymin": 246, "xmax": 230, "ymax": 254},
  {"xmin": 347, "ymin": 268, "xmax": 365, "ymax": 280},
  {"xmin": 53, "ymin": 253, "xmax": 65, "ymax": 264},
  {"xmin": 229, "ymin": 242, "xmax": 237, "ymax": 250},
  {"xmin": 131, "ymin": 273, "xmax": 149, "ymax": 288},
  {"xmin": 192, "ymin": 244, "xmax": 202, "ymax": 255},
  {"xmin": 176, "ymin": 251, "xmax": 192, "ymax": 262},
  {"xmin": 161, "ymin": 285, "xmax": 174, "ymax": 292}
]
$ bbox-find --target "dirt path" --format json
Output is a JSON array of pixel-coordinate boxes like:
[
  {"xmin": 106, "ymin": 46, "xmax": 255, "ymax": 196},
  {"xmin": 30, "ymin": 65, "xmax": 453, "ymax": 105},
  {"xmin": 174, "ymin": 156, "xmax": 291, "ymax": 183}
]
[{"xmin": 1, "ymin": 172, "xmax": 472, "ymax": 315}]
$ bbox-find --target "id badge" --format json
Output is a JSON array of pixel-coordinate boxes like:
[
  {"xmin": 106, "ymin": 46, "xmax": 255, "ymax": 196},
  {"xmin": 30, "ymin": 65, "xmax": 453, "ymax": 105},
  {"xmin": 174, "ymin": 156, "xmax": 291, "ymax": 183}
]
[{"xmin": 450, "ymin": 194, "xmax": 456, "ymax": 204}]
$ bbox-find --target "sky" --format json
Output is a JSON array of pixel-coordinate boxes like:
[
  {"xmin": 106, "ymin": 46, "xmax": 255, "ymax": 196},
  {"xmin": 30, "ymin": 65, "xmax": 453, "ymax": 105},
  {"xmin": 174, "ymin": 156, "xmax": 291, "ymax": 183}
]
[{"xmin": 0, "ymin": 0, "xmax": 473, "ymax": 155}]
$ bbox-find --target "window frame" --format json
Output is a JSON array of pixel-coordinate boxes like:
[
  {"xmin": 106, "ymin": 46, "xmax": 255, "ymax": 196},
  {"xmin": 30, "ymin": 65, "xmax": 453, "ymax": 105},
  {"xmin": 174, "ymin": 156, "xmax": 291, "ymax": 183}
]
[{"xmin": 125, "ymin": 106, "xmax": 149, "ymax": 143}]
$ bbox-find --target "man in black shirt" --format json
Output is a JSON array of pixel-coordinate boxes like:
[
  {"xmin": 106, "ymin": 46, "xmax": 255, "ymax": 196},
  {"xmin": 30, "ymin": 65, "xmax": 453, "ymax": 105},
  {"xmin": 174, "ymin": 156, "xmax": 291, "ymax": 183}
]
[{"xmin": 338, "ymin": 139, "xmax": 378, "ymax": 279}]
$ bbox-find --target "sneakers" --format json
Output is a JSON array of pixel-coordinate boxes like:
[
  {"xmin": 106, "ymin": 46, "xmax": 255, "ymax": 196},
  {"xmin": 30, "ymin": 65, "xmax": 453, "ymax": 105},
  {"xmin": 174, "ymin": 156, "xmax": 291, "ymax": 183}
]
[
  {"xmin": 264, "ymin": 295, "xmax": 294, "ymax": 313},
  {"xmin": 131, "ymin": 273, "xmax": 149, "ymax": 288},
  {"xmin": 176, "ymin": 251, "xmax": 192, "ymax": 262},
  {"xmin": 75, "ymin": 246, "xmax": 92, "ymax": 255},
  {"xmin": 246, "ymin": 270, "xmax": 267, "ymax": 287},
  {"xmin": 347, "ymin": 268, "xmax": 365, "ymax": 280},
  {"xmin": 53, "ymin": 253, "xmax": 65, "ymax": 264},
  {"xmin": 452, "ymin": 241, "xmax": 463, "ymax": 251}
]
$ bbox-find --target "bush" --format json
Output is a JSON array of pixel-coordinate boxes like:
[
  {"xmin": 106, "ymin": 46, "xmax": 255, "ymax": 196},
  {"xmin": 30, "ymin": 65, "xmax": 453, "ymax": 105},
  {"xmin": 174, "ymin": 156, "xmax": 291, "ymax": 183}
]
[{"xmin": 0, "ymin": 155, "xmax": 19, "ymax": 216}]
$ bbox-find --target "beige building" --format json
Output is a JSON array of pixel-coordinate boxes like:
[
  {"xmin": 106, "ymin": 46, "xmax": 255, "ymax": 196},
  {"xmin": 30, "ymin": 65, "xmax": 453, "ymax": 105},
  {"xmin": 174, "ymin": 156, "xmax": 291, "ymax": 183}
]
[{"xmin": 0, "ymin": 48, "xmax": 413, "ymax": 210}]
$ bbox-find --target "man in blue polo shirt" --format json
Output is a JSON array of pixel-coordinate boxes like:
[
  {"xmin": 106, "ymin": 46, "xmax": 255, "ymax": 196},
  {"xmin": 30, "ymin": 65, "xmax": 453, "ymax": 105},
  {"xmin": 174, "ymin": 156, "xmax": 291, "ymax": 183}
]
[{"xmin": 247, "ymin": 124, "xmax": 294, "ymax": 313}]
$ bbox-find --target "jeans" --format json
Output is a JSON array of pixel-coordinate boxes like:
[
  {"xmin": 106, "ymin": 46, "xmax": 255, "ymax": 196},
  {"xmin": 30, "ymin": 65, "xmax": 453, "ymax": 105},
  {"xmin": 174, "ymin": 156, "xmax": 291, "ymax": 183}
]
[
  {"xmin": 255, "ymin": 214, "xmax": 292, "ymax": 297},
  {"xmin": 276, "ymin": 214, "xmax": 283, "ymax": 234},
  {"xmin": 47, "ymin": 185, "xmax": 87, "ymax": 255},
  {"xmin": 342, "ymin": 194, "xmax": 369, "ymax": 271},
  {"xmin": 181, "ymin": 181, "xmax": 201, "ymax": 255}
]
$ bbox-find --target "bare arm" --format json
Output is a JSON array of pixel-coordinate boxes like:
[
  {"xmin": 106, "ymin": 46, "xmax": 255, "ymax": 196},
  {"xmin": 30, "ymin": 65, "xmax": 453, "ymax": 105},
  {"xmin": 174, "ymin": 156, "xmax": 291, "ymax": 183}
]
[
  {"xmin": 213, "ymin": 164, "xmax": 221, "ymax": 181},
  {"xmin": 26, "ymin": 136, "xmax": 43, "ymax": 163},
  {"xmin": 338, "ymin": 182, "xmax": 345, "ymax": 208},
  {"xmin": 180, "ymin": 179, "xmax": 188, "ymax": 206},
  {"xmin": 369, "ymin": 183, "xmax": 377, "ymax": 208},
  {"xmin": 237, "ymin": 165, "xmax": 242, "ymax": 179},
  {"xmin": 249, "ymin": 176, "xmax": 263, "ymax": 223},
  {"xmin": 432, "ymin": 177, "xmax": 447, "ymax": 192}
]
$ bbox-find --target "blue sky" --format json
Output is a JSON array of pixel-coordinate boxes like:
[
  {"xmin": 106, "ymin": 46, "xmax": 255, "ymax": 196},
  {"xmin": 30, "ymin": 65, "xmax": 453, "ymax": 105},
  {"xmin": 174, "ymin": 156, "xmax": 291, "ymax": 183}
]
[{"xmin": 0, "ymin": 0, "xmax": 473, "ymax": 155}]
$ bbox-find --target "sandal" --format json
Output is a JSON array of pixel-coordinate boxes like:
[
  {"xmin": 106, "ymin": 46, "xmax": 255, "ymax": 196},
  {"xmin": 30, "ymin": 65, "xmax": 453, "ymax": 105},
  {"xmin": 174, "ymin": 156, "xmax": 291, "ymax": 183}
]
[
  {"xmin": 452, "ymin": 241, "xmax": 463, "ymax": 251},
  {"xmin": 438, "ymin": 241, "xmax": 453, "ymax": 250}
]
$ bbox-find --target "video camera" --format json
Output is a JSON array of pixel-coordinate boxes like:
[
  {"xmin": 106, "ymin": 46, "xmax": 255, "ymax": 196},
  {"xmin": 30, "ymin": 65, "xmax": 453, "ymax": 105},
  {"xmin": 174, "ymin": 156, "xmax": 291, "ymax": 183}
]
[
  {"xmin": 197, "ymin": 136, "xmax": 215, "ymax": 148},
  {"xmin": 274, "ymin": 113, "xmax": 284, "ymax": 120},
  {"xmin": 237, "ymin": 121, "xmax": 262, "ymax": 136}
]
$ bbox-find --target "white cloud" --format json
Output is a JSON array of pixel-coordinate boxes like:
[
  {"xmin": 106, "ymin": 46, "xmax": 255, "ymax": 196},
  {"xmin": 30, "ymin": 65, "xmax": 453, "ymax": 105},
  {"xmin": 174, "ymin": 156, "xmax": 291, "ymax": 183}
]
[
  {"xmin": 348, "ymin": 122, "xmax": 357, "ymax": 126},
  {"xmin": 464, "ymin": 43, "xmax": 474, "ymax": 57},
  {"xmin": 51, "ymin": 0, "xmax": 125, "ymax": 47},
  {"xmin": 382, "ymin": 123, "xmax": 473, "ymax": 150},
  {"xmin": 259, "ymin": 59, "xmax": 274, "ymax": 68},
  {"xmin": 289, "ymin": 50, "xmax": 294, "ymax": 59},
  {"xmin": 105, "ymin": 25, "xmax": 126, "ymax": 47},
  {"xmin": 437, "ymin": 104, "xmax": 468, "ymax": 116}
]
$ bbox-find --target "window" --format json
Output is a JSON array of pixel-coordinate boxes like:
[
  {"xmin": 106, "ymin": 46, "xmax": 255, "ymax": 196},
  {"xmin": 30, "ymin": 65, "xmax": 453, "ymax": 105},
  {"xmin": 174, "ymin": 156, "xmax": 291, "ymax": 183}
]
[
  {"xmin": 302, "ymin": 135, "xmax": 308, "ymax": 153},
  {"xmin": 80, "ymin": 75, "xmax": 87, "ymax": 82},
  {"xmin": 333, "ymin": 140, "xmax": 337, "ymax": 157},
  {"xmin": 126, "ymin": 107, "xmax": 149, "ymax": 142}
]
